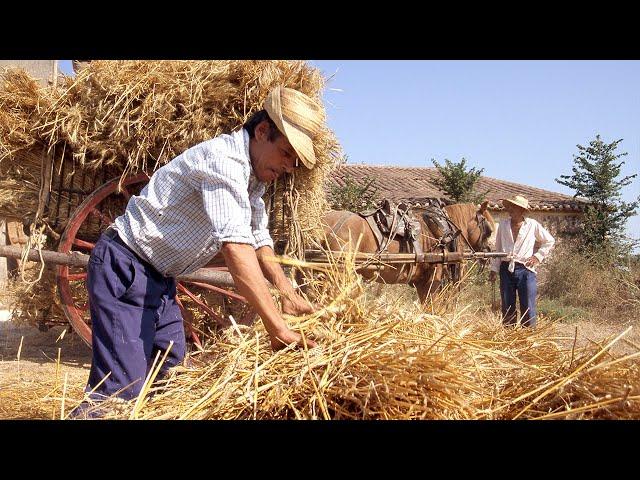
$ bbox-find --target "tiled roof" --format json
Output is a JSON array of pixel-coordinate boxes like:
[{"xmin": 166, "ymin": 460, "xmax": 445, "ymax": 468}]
[{"xmin": 327, "ymin": 164, "xmax": 587, "ymax": 212}]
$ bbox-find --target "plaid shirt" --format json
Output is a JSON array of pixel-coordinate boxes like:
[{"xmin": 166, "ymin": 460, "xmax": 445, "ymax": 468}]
[{"xmin": 114, "ymin": 129, "xmax": 273, "ymax": 277}]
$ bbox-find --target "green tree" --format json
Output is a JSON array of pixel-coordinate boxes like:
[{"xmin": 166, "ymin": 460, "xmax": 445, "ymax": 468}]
[
  {"xmin": 431, "ymin": 157, "xmax": 488, "ymax": 203},
  {"xmin": 555, "ymin": 135, "xmax": 639, "ymax": 256},
  {"xmin": 329, "ymin": 173, "xmax": 380, "ymax": 212}
]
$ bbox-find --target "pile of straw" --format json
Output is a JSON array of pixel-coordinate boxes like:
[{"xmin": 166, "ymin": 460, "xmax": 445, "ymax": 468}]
[
  {"xmin": 54, "ymin": 257, "xmax": 639, "ymax": 420},
  {"xmin": 1, "ymin": 60, "xmax": 341, "ymax": 237},
  {"xmin": 0, "ymin": 60, "xmax": 342, "ymax": 326}
]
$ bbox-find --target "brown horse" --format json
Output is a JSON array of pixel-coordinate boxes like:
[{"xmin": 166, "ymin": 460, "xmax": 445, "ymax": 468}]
[{"xmin": 322, "ymin": 201, "xmax": 495, "ymax": 304}]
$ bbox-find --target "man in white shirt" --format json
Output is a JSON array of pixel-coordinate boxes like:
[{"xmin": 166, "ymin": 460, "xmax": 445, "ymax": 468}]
[
  {"xmin": 488, "ymin": 195, "xmax": 555, "ymax": 328},
  {"xmin": 75, "ymin": 87, "xmax": 326, "ymax": 413}
]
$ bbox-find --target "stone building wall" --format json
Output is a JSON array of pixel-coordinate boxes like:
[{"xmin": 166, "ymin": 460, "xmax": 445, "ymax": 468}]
[
  {"xmin": 489, "ymin": 210, "xmax": 583, "ymax": 239},
  {"xmin": 0, "ymin": 60, "xmax": 58, "ymax": 86}
]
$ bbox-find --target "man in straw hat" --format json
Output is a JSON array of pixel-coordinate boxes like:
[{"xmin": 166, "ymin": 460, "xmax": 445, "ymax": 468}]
[
  {"xmin": 488, "ymin": 195, "xmax": 555, "ymax": 328},
  {"xmin": 72, "ymin": 86, "xmax": 326, "ymax": 416}
]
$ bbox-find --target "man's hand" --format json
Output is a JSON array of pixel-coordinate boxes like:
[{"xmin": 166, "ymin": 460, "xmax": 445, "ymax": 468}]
[
  {"xmin": 525, "ymin": 256, "xmax": 540, "ymax": 268},
  {"xmin": 488, "ymin": 271, "xmax": 497, "ymax": 283},
  {"xmin": 254, "ymin": 246, "xmax": 318, "ymax": 317},
  {"xmin": 281, "ymin": 292, "xmax": 317, "ymax": 316},
  {"xmin": 270, "ymin": 327, "xmax": 316, "ymax": 350},
  {"xmin": 221, "ymin": 243, "xmax": 318, "ymax": 352}
]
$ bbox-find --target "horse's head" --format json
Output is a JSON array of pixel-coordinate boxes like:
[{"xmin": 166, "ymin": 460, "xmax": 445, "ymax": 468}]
[
  {"xmin": 472, "ymin": 201, "xmax": 495, "ymax": 252},
  {"xmin": 445, "ymin": 201, "xmax": 495, "ymax": 253}
]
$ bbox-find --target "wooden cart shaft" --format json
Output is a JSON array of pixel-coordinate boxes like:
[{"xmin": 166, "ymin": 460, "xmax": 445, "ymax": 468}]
[
  {"xmin": 0, "ymin": 245, "xmax": 236, "ymax": 288},
  {"xmin": 0, "ymin": 245, "xmax": 509, "ymax": 286}
]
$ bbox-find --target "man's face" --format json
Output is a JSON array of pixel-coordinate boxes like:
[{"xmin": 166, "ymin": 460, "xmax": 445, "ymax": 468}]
[
  {"xmin": 504, "ymin": 202, "xmax": 526, "ymax": 218},
  {"xmin": 251, "ymin": 120, "xmax": 299, "ymax": 183}
]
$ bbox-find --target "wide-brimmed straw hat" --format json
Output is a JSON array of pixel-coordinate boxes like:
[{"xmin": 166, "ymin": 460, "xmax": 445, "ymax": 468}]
[
  {"xmin": 263, "ymin": 86, "xmax": 325, "ymax": 169},
  {"xmin": 501, "ymin": 195, "xmax": 530, "ymax": 210}
]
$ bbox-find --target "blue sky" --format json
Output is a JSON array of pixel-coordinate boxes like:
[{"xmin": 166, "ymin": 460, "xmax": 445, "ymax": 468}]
[{"xmin": 58, "ymin": 60, "xmax": 639, "ymax": 240}]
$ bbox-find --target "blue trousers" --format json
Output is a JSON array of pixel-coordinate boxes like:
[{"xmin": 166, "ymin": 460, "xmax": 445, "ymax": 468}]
[
  {"xmin": 499, "ymin": 262, "xmax": 538, "ymax": 328},
  {"xmin": 85, "ymin": 230, "xmax": 185, "ymax": 401}
]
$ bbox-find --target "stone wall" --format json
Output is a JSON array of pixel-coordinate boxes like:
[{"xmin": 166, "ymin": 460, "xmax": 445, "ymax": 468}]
[
  {"xmin": 0, "ymin": 60, "xmax": 58, "ymax": 86},
  {"xmin": 490, "ymin": 210, "xmax": 582, "ymax": 239}
]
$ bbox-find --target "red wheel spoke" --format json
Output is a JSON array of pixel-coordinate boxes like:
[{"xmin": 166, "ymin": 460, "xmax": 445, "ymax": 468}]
[
  {"xmin": 177, "ymin": 283, "xmax": 225, "ymax": 323},
  {"xmin": 89, "ymin": 207, "xmax": 113, "ymax": 226},
  {"xmin": 175, "ymin": 296, "xmax": 204, "ymax": 349},
  {"xmin": 119, "ymin": 186, "xmax": 131, "ymax": 201},
  {"xmin": 181, "ymin": 281, "xmax": 247, "ymax": 302},
  {"xmin": 72, "ymin": 238, "xmax": 95, "ymax": 250},
  {"xmin": 67, "ymin": 272, "xmax": 87, "ymax": 281}
]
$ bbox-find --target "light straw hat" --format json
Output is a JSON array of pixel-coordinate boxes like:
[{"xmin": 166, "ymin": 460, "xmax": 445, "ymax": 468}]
[
  {"xmin": 263, "ymin": 86, "xmax": 325, "ymax": 169},
  {"xmin": 501, "ymin": 195, "xmax": 530, "ymax": 210}
]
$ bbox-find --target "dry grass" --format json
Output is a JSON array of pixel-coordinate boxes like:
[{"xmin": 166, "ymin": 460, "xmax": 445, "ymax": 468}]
[{"xmin": 540, "ymin": 244, "xmax": 640, "ymax": 324}]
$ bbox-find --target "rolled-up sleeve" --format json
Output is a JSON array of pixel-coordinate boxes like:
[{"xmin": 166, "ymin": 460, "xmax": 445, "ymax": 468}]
[
  {"xmin": 199, "ymin": 153, "xmax": 255, "ymax": 246},
  {"xmin": 250, "ymin": 186, "xmax": 274, "ymax": 249}
]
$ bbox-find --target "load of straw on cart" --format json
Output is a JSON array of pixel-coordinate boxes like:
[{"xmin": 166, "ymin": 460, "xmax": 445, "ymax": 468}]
[{"xmin": 0, "ymin": 60, "xmax": 341, "ymax": 346}]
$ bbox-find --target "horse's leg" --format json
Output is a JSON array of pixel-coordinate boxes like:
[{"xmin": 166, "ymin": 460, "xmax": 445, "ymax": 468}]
[{"xmin": 414, "ymin": 266, "xmax": 442, "ymax": 307}]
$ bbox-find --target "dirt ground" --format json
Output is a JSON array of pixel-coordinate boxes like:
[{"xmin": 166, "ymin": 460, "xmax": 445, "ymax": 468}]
[
  {"xmin": 550, "ymin": 317, "xmax": 640, "ymax": 356},
  {"xmin": 0, "ymin": 316, "xmax": 92, "ymax": 419}
]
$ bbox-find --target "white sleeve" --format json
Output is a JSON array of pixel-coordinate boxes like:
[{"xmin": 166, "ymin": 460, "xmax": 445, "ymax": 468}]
[
  {"xmin": 250, "ymin": 192, "xmax": 274, "ymax": 249},
  {"xmin": 198, "ymin": 152, "xmax": 255, "ymax": 246},
  {"xmin": 533, "ymin": 221, "xmax": 555, "ymax": 263}
]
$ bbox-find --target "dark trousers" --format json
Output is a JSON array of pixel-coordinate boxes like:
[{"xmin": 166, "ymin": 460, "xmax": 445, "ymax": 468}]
[
  {"xmin": 499, "ymin": 262, "xmax": 538, "ymax": 328},
  {"xmin": 85, "ymin": 229, "xmax": 185, "ymax": 401}
]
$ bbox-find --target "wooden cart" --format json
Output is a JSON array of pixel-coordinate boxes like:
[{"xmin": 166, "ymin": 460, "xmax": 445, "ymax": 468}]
[{"xmin": 3, "ymin": 172, "xmax": 506, "ymax": 349}]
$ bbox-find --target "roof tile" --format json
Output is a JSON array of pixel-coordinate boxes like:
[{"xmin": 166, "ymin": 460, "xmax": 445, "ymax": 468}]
[{"xmin": 327, "ymin": 164, "xmax": 586, "ymax": 212}]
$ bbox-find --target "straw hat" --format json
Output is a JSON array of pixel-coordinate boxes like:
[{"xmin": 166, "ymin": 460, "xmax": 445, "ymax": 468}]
[
  {"xmin": 501, "ymin": 195, "xmax": 530, "ymax": 210},
  {"xmin": 263, "ymin": 86, "xmax": 325, "ymax": 169}
]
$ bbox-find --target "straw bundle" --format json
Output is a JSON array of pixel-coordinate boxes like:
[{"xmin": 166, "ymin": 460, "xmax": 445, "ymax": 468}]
[
  {"xmin": 1, "ymin": 60, "xmax": 341, "ymax": 237},
  {"xmin": 0, "ymin": 69, "xmax": 52, "ymax": 220},
  {"xmin": 0, "ymin": 69, "xmax": 49, "ymax": 158}
]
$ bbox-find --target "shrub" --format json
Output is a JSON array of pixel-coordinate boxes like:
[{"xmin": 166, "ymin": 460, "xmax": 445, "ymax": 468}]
[{"xmin": 539, "ymin": 241, "xmax": 640, "ymax": 323}]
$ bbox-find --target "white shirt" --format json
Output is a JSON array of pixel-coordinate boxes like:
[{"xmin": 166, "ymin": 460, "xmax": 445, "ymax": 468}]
[
  {"xmin": 490, "ymin": 217, "xmax": 555, "ymax": 273},
  {"xmin": 114, "ymin": 129, "xmax": 273, "ymax": 277}
]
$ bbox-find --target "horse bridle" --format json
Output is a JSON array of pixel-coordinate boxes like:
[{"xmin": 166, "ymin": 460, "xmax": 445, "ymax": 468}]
[{"xmin": 457, "ymin": 210, "xmax": 491, "ymax": 253}]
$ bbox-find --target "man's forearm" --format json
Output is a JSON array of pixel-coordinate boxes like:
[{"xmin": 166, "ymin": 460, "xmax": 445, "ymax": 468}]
[
  {"xmin": 255, "ymin": 245, "xmax": 296, "ymax": 297},
  {"xmin": 221, "ymin": 243, "xmax": 288, "ymax": 338}
]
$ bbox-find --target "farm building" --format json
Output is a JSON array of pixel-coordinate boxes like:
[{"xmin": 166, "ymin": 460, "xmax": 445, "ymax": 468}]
[{"xmin": 326, "ymin": 164, "xmax": 587, "ymax": 240}]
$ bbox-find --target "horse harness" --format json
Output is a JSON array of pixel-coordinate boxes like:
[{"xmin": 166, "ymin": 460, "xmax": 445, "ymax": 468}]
[
  {"xmin": 358, "ymin": 199, "xmax": 461, "ymax": 283},
  {"xmin": 456, "ymin": 209, "xmax": 491, "ymax": 253}
]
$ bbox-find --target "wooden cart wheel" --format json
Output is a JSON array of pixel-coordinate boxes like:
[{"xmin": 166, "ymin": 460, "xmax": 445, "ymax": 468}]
[{"xmin": 55, "ymin": 173, "xmax": 253, "ymax": 348}]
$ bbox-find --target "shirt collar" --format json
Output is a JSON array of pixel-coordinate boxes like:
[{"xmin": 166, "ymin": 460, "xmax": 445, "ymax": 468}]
[
  {"xmin": 238, "ymin": 128, "xmax": 251, "ymax": 159},
  {"xmin": 239, "ymin": 128, "xmax": 265, "ymax": 187}
]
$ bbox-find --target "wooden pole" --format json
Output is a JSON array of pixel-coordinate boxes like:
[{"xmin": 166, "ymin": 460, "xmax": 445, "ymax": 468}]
[
  {"xmin": 0, "ymin": 245, "xmax": 237, "ymax": 288},
  {"xmin": 0, "ymin": 219, "xmax": 7, "ymax": 290}
]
